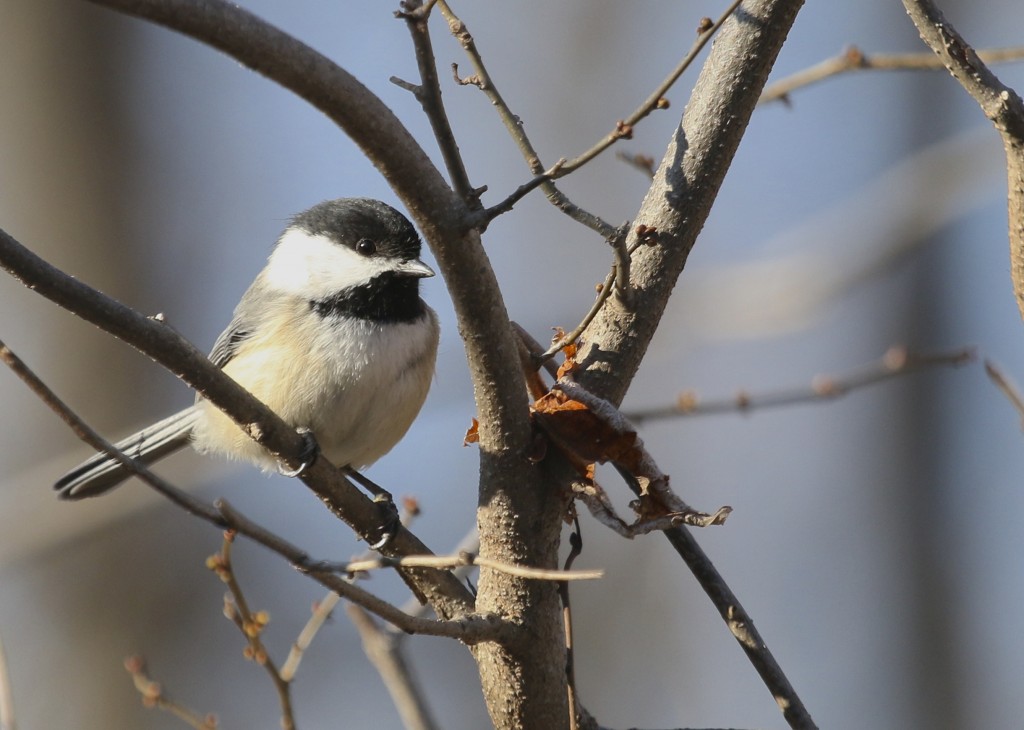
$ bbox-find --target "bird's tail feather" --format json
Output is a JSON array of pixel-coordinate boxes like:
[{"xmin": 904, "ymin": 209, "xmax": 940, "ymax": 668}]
[{"xmin": 54, "ymin": 407, "xmax": 200, "ymax": 499}]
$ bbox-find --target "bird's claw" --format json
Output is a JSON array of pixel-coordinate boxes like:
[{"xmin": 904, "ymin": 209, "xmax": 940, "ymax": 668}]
[
  {"xmin": 277, "ymin": 428, "xmax": 319, "ymax": 478},
  {"xmin": 366, "ymin": 497, "xmax": 402, "ymax": 550}
]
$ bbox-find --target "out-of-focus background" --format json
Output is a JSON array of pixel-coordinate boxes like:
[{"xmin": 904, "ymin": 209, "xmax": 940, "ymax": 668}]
[{"xmin": 2, "ymin": 1, "xmax": 1023, "ymax": 728}]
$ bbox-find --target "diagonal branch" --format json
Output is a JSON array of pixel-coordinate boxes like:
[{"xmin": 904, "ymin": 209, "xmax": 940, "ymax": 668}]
[
  {"xmin": 0, "ymin": 337, "xmax": 501, "ymax": 641},
  {"xmin": 565, "ymin": 1, "xmax": 817, "ymax": 727},
  {"xmin": 902, "ymin": 0, "xmax": 1024, "ymax": 325},
  {"xmin": 0, "ymin": 232, "xmax": 475, "ymax": 620}
]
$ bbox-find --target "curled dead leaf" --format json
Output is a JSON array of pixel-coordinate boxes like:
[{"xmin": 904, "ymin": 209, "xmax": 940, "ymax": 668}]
[{"xmin": 463, "ymin": 417, "xmax": 479, "ymax": 446}]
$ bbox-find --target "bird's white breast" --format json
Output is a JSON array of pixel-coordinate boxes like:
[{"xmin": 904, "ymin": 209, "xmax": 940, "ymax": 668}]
[{"xmin": 190, "ymin": 296, "xmax": 440, "ymax": 472}]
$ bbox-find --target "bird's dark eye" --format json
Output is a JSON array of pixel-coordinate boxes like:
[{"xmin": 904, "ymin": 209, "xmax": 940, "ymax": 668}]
[{"xmin": 355, "ymin": 238, "xmax": 377, "ymax": 256}]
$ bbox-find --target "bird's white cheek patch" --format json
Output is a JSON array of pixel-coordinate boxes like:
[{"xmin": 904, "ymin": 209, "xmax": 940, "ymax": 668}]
[
  {"xmin": 264, "ymin": 228, "xmax": 392, "ymax": 300},
  {"xmin": 262, "ymin": 225, "xmax": 393, "ymax": 298}
]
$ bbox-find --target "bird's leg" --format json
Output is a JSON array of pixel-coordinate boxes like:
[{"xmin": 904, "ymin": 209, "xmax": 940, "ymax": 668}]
[
  {"xmin": 344, "ymin": 467, "xmax": 401, "ymax": 550},
  {"xmin": 343, "ymin": 467, "xmax": 393, "ymax": 502}
]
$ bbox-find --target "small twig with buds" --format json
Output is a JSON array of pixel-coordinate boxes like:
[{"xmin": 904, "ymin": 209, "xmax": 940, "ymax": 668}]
[
  {"xmin": 625, "ymin": 346, "xmax": 975, "ymax": 423},
  {"xmin": 208, "ymin": 532, "xmax": 295, "ymax": 730},
  {"xmin": 760, "ymin": 44, "xmax": 1024, "ymax": 106},
  {"xmin": 124, "ymin": 656, "xmax": 219, "ymax": 730}
]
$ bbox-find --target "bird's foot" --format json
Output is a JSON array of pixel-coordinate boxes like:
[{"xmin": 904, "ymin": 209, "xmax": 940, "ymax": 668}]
[{"xmin": 277, "ymin": 428, "xmax": 319, "ymax": 478}]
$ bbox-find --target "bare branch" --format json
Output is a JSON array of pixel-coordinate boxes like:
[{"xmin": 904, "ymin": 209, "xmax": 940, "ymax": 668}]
[
  {"xmin": 86, "ymin": 0, "xmax": 457, "ymax": 224},
  {"xmin": 0, "ymin": 632, "xmax": 14, "ymax": 730},
  {"xmin": 124, "ymin": 656, "xmax": 219, "ymax": 730},
  {"xmin": 348, "ymin": 606, "xmax": 440, "ymax": 730},
  {"xmin": 0, "ymin": 338, "xmax": 230, "ymax": 525},
  {"xmin": 554, "ymin": 0, "xmax": 745, "ymax": 177},
  {"xmin": 336, "ymin": 553, "xmax": 602, "ymax": 582},
  {"xmin": 471, "ymin": 0, "xmax": 744, "ymax": 227},
  {"xmin": 574, "ymin": 0, "xmax": 809, "ymax": 405},
  {"xmin": 902, "ymin": 0, "xmax": 1024, "ymax": 325},
  {"xmin": 435, "ymin": 0, "xmax": 617, "ymax": 237},
  {"xmin": 625, "ymin": 346, "xmax": 976, "ymax": 423},
  {"xmin": 213, "ymin": 501, "xmax": 508, "ymax": 643},
  {"xmin": 761, "ymin": 44, "xmax": 1024, "ymax": 105},
  {"xmin": 0, "ymin": 336, "xmax": 503, "ymax": 642},
  {"xmin": 560, "ymin": 520, "xmax": 583, "ymax": 730},
  {"xmin": 563, "ymin": 1, "xmax": 818, "ymax": 725},
  {"xmin": 280, "ymin": 592, "xmax": 340, "ymax": 684},
  {"xmin": 396, "ymin": 0, "xmax": 479, "ymax": 205},
  {"xmin": 209, "ymin": 533, "xmax": 295, "ymax": 730},
  {"xmin": 984, "ymin": 359, "xmax": 1024, "ymax": 428},
  {"xmin": 662, "ymin": 526, "xmax": 816, "ymax": 730},
  {"xmin": 537, "ymin": 271, "xmax": 618, "ymax": 366},
  {"xmin": 548, "ymin": 379, "xmax": 731, "ymax": 526}
]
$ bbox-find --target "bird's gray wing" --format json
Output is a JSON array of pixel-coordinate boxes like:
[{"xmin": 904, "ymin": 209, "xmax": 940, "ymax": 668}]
[
  {"xmin": 208, "ymin": 316, "xmax": 252, "ymax": 368},
  {"xmin": 54, "ymin": 407, "xmax": 201, "ymax": 499}
]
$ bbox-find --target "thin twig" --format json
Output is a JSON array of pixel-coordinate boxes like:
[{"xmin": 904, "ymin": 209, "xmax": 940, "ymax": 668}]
[
  {"xmin": 214, "ymin": 500, "xmax": 509, "ymax": 644},
  {"xmin": 662, "ymin": 526, "xmax": 816, "ymax": 729},
  {"xmin": 280, "ymin": 592, "xmax": 340, "ymax": 683},
  {"xmin": 435, "ymin": 0, "xmax": 617, "ymax": 236},
  {"xmin": 0, "ymin": 339, "xmax": 229, "ymax": 524},
  {"xmin": 333, "ymin": 553, "xmax": 602, "ymax": 582},
  {"xmin": 760, "ymin": 45, "xmax": 1024, "ymax": 105},
  {"xmin": 395, "ymin": 0, "xmax": 479, "ymax": 206},
  {"xmin": 984, "ymin": 359, "xmax": 1024, "ymax": 428},
  {"xmin": 124, "ymin": 656, "xmax": 219, "ymax": 730},
  {"xmin": 625, "ymin": 346, "xmax": 976, "ymax": 423},
  {"xmin": 550, "ymin": 379, "xmax": 731, "ymax": 526},
  {"xmin": 560, "ymin": 517, "xmax": 583, "ymax": 730},
  {"xmin": 210, "ymin": 533, "xmax": 295, "ymax": 730},
  {"xmin": 392, "ymin": 527, "xmax": 481, "ymax": 633},
  {"xmin": 0, "ymin": 632, "xmax": 14, "ymax": 730},
  {"xmin": 348, "ymin": 606, "xmax": 440, "ymax": 730},
  {"xmin": 535, "ymin": 270, "xmax": 617, "ymax": 366},
  {"xmin": 281, "ymin": 500, "xmax": 421, "ymax": 683},
  {"xmin": 473, "ymin": 0, "xmax": 743, "ymax": 226},
  {"xmin": 554, "ymin": 0, "xmax": 745, "ymax": 176},
  {"xmin": 534, "ymin": 226, "xmax": 656, "ymax": 367}
]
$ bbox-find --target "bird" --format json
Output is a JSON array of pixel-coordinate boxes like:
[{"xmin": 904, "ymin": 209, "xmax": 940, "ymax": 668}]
[{"xmin": 54, "ymin": 198, "xmax": 440, "ymax": 500}]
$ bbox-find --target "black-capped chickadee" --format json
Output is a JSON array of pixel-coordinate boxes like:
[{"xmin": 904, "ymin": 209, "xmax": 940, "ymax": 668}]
[{"xmin": 55, "ymin": 198, "xmax": 440, "ymax": 499}]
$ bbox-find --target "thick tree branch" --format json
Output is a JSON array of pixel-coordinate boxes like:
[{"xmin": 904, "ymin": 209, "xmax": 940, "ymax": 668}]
[
  {"xmin": 575, "ymin": 0, "xmax": 806, "ymax": 405},
  {"xmin": 902, "ymin": 0, "xmax": 1024, "ymax": 325},
  {"xmin": 566, "ymin": 2, "xmax": 816, "ymax": 727}
]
